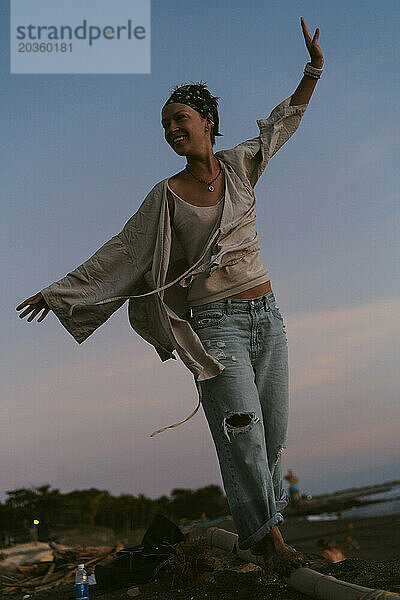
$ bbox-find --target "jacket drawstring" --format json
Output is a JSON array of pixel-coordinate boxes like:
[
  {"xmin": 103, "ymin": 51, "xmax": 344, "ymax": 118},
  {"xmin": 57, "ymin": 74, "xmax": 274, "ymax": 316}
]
[
  {"xmin": 68, "ymin": 228, "xmax": 221, "ymax": 317},
  {"xmin": 149, "ymin": 377, "xmax": 202, "ymax": 437}
]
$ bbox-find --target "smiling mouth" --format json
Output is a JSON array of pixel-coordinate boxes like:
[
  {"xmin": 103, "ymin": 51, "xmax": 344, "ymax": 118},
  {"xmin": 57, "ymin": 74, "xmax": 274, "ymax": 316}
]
[{"xmin": 173, "ymin": 135, "xmax": 187, "ymax": 145}]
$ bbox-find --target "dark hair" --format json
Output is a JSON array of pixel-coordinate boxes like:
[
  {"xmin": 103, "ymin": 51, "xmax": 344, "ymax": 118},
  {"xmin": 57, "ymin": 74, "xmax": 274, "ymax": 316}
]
[{"xmin": 167, "ymin": 80, "xmax": 221, "ymax": 146}]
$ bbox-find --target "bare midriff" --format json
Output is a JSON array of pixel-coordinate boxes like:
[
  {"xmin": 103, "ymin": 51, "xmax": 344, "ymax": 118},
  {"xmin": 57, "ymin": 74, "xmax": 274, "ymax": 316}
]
[{"xmin": 227, "ymin": 280, "xmax": 271, "ymax": 299}]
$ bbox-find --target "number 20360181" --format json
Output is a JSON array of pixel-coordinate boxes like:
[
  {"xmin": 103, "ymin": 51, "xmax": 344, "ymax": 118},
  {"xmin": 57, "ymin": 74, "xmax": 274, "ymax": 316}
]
[{"xmin": 18, "ymin": 43, "xmax": 72, "ymax": 52}]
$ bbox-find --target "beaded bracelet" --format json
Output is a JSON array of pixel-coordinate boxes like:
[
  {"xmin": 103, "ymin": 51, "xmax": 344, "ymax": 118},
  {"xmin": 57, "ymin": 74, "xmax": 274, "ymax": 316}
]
[{"xmin": 304, "ymin": 62, "xmax": 323, "ymax": 79}]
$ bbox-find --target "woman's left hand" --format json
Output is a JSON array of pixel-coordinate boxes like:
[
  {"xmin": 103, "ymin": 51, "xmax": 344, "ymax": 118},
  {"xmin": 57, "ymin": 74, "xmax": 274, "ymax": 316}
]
[{"xmin": 300, "ymin": 17, "xmax": 324, "ymax": 68}]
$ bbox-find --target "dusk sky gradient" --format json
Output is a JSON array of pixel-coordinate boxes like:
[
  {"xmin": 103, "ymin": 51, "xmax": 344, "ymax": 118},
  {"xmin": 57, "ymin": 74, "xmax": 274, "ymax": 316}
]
[{"xmin": 2, "ymin": 0, "xmax": 399, "ymax": 502}]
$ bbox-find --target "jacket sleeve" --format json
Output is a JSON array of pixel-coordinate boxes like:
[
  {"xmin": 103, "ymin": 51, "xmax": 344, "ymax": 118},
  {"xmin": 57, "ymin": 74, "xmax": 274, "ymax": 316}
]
[
  {"xmin": 215, "ymin": 95, "xmax": 308, "ymax": 188},
  {"xmin": 40, "ymin": 233, "xmax": 139, "ymax": 344},
  {"xmin": 40, "ymin": 186, "xmax": 162, "ymax": 344}
]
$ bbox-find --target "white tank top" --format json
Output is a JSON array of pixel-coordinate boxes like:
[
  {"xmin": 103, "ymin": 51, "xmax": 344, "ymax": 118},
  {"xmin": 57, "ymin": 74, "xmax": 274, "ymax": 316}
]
[
  {"xmin": 168, "ymin": 182, "xmax": 224, "ymax": 265},
  {"xmin": 168, "ymin": 181, "xmax": 269, "ymax": 305}
]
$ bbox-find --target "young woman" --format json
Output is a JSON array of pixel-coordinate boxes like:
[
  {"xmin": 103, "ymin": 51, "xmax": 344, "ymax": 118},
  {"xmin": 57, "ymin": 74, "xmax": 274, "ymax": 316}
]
[{"xmin": 17, "ymin": 17, "xmax": 324, "ymax": 575}]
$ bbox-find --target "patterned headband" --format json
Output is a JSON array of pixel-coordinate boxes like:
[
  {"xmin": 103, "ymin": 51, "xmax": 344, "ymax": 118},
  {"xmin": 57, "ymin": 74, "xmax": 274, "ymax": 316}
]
[{"xmin": 163, "ymin": 85, "xmax": 223, "ymax": 137}]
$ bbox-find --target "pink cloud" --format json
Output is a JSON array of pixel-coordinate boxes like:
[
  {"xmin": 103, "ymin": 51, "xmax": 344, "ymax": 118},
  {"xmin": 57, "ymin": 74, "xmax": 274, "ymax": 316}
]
[{"xmin": 286, "ymin": 298, "xmax": 400, "ymax": 392}]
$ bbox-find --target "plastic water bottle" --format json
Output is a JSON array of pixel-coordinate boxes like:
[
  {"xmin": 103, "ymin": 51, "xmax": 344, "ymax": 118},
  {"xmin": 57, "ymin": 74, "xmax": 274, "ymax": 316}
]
[{"xmin": 75, "ymin": 563, "xmax": 89, "ymax": 599}]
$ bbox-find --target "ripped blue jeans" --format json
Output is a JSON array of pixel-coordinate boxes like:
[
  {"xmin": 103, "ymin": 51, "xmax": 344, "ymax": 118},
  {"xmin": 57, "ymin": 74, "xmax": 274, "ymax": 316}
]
[{"xmin": 190, "ymin": 290, "xmax": 289, "ymax": 551}]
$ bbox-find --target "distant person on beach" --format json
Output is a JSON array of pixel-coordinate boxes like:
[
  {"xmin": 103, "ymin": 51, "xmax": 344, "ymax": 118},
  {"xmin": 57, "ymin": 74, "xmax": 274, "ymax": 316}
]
[
  {"xmin": 29, "ymin": 521, "xmax": 38, "ymax": 546},
  {"xmin": 347, "ymin": 535, "xmax": 360, "ymax": 551},
  {"xmin": 284, "ymin": 469, "xmax": 301, "ymax": 504},
  {"xmin": 16, "ymin": 17, "xmax": 324, "ymax": 576},
  {"xmin": 317, "ymin": 539, "xmax": 346, "ymax": 562}
]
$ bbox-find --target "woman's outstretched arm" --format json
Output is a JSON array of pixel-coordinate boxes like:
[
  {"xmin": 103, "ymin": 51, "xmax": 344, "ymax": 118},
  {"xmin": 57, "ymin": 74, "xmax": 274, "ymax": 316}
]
[{"xmin": 290, "ymin": 17, "xmax": 324, "ymax": 106}]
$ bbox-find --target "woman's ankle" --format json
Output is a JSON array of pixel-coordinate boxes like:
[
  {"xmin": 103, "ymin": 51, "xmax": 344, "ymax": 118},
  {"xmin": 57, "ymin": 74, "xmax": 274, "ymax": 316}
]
[{"xmin": 264, "ymin": 525, "xmax": 285, "ymax": 553}]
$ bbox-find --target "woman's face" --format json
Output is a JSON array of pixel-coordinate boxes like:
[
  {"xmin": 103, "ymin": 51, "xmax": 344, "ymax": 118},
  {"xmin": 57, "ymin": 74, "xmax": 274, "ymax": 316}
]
[{"xmin": 161, "ymin": 102, "xmax": 212, "ymax": 155}]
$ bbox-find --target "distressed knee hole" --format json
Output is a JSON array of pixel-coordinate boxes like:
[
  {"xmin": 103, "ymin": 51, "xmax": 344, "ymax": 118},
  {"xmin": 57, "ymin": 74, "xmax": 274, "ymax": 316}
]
[
  {"xmin": 222, "ymin": 412, "xmax": 260, "ymax": 442},
  {"xmin": 226, "ymin": 413, "xmax": 252, "ymax": 428}
]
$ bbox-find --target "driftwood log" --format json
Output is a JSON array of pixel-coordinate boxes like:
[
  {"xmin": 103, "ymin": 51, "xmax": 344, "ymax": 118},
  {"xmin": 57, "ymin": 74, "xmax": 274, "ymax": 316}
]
[{"xmin": 1, "ymin": 542, "xmax": 122, "ymax": 596}]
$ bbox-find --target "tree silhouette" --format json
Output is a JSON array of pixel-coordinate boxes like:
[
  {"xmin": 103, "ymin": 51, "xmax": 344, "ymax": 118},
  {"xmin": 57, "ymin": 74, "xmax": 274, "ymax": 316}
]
[{"xmin": 0, "ymin": 483, "xmax": 229, "ymax": 540}]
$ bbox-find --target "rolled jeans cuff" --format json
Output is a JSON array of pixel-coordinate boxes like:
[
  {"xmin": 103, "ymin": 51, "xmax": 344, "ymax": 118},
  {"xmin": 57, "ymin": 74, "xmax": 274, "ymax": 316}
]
[
  {"xmin": 276, "ymin": 488, "xmax": 290, "ymax": 512},
  {"xmin": 238, "ymin": 511, "xmax": 284, "ymax": 551}
]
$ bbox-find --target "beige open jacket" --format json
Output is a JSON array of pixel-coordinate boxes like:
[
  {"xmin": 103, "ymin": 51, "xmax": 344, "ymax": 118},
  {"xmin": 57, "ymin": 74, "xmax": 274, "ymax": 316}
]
[{"xmin": 41, "ymin": 96, "xmax": 307, "ymax": 435}]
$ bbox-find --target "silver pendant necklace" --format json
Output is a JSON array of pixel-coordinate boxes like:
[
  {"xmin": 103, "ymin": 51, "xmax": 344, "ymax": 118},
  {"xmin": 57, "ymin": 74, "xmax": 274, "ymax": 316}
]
[{"xmin": 185, "ymin": 158, "xmax": 222, "ymax": 192}]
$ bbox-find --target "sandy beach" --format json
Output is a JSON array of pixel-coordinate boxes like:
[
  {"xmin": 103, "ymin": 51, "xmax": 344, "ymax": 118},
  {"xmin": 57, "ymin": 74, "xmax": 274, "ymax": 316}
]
[
  {"xmin": 2, "ymin": 509, "xmax": 398, "ymax": 600},
  {"xmin": 1, "ymin": 481, "xmax": 399, "ymax": 599}
]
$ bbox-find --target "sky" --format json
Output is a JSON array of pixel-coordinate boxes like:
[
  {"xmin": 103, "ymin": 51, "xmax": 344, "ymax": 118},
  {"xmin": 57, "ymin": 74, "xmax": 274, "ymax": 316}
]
[{"xmin": 1, "ymin": 0, "xmax": 399, "ymax": 503}]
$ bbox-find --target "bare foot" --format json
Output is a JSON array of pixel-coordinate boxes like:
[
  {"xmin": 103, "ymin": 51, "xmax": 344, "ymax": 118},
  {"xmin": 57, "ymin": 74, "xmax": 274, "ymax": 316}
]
[
  {"xmin": 252, "ymin": 525, "xmax": 311, "ymax": 577},
  {"xmin": 269, "ymin": 543, "xmax": 311, "ymax": 577}
]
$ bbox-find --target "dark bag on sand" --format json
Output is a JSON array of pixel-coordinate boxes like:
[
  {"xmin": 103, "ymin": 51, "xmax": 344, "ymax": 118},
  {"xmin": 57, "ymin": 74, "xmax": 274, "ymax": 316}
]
[
  {"xmin": 95, "ymin": 514, "xmax": 186, "ymax": 590},
  {"xmin": 140, "ymin": 513, "xmax": 186, "ymax": 549}
]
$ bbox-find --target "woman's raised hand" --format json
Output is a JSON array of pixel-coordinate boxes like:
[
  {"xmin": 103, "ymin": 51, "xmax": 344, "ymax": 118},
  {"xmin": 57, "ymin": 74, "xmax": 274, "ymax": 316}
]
[
  {"xmin": 16, "ymin": 292, "xmax": 50, "ymax": 322},
  {"xmin": 300, "ymin": 16, "xmax": 324, "ymax": 68}
]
